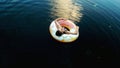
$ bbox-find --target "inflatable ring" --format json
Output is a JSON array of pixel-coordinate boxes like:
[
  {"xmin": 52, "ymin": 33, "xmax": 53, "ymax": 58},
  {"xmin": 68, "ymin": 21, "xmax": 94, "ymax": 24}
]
[{"xmin": 49, "ymin": 18, "xmax": 79, "ymax": 43}]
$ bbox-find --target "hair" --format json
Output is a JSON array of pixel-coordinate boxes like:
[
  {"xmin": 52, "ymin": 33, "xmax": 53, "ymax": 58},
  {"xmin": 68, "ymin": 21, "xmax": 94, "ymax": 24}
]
[{"xmin": 56, "ymin": 30, "xmax": 63, "ymax": 36}]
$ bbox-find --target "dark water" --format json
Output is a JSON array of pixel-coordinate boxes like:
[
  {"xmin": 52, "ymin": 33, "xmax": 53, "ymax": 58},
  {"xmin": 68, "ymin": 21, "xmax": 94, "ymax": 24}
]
[{"xmin": 0, "ymin": 0, "xmax": 120, "ymax": 67}]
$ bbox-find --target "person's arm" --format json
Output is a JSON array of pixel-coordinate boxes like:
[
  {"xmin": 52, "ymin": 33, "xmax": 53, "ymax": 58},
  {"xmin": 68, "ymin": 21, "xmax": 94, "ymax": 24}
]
[
  {"xmin": 65, "ymin": 31, "xmax": 77, "ymax": 35},
  {"xmin": 65, "ymin": 26, "xmax": 79, "ymax": 35}
]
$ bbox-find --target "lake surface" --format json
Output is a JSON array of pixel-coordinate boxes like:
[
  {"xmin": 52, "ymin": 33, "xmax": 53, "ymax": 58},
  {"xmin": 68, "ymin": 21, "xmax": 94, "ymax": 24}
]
[{"xmin": 0, "ymin": 0, "xmax": 120, "ymax": 67}]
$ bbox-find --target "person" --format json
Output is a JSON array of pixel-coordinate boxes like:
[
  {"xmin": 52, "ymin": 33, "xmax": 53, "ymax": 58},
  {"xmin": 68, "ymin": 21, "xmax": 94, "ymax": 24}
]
[{"xmin": 54, "ymin": 18, "xmax": 79, "ymax": 36}]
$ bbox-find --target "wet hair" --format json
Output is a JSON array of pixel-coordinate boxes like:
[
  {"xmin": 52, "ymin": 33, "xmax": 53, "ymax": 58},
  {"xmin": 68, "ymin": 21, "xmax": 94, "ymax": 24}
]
[{"xmin": 56, "ymin": 30, "xmax": 63, "ymax": 36}]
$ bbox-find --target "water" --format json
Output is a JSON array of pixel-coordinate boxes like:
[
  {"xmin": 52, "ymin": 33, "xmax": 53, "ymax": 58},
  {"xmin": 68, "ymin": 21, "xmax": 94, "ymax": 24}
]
[
  {"xmin": 0, "ymin": 0, "xmax": 120, "ymax": 67},
  {"xmin": 50, "ymin": 0, "xmax": 83, "ymax": 22}
]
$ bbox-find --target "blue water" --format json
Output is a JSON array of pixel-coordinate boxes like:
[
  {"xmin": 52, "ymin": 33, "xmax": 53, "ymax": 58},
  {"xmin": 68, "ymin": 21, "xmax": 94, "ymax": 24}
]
[{"xmin": 0, "ymin": 0, "xmax": 120, "ymax": 67}]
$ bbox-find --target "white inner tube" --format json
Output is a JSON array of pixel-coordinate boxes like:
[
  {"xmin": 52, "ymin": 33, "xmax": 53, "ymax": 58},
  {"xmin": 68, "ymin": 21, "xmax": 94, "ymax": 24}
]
[{"xmin": 49, "ymin": 19, "xmax": 79, "ymax": 43}]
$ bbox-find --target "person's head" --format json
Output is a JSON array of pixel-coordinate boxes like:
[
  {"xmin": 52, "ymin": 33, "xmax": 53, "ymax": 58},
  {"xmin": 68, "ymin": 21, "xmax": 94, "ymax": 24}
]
[{"xmin": 56, "ymin": 30, "xmax": 63, "ymax": 36}]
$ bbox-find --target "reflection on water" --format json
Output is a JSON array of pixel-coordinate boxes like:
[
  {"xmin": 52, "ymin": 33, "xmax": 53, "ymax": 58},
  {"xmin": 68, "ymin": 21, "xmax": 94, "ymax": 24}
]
[{"xmin": 50, "ymin": 0, "xmax": 83, "ymax": 23}]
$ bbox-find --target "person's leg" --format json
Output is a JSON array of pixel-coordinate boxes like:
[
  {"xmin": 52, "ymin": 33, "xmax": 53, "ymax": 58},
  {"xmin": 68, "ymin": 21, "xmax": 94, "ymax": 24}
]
[{"xmin": 55, "ymin": 21, "xmax": 62, "ymax": 31}]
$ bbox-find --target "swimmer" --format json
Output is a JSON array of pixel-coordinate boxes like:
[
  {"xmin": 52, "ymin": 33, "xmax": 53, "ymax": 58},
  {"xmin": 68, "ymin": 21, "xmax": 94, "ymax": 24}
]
[{"xmin": 55, "ymin": 18, "xmax": 79, "ymax": 36}]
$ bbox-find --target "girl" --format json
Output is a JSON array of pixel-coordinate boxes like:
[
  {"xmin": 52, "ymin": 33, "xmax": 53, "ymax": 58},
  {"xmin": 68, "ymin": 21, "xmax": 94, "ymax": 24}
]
[{"xmin": 55, "ymin": 18, "xmax": 79, "ymax": 36}]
